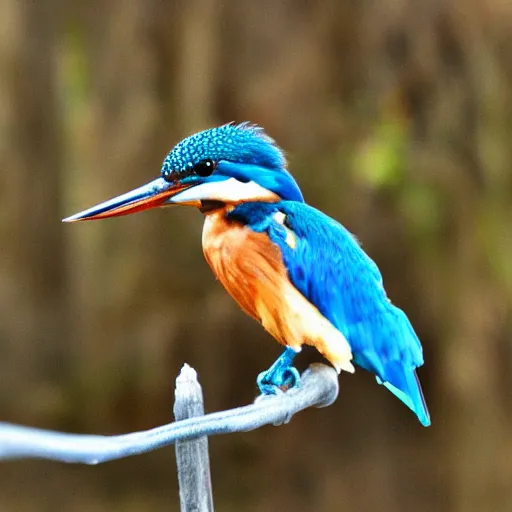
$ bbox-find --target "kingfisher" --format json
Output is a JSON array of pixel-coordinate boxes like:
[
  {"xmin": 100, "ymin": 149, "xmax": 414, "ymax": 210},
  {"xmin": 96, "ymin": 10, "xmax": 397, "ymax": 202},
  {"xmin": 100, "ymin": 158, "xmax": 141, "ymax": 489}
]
[{"xmin": 64, "ymin": 123, "xmax": 430, "ymax": 426}]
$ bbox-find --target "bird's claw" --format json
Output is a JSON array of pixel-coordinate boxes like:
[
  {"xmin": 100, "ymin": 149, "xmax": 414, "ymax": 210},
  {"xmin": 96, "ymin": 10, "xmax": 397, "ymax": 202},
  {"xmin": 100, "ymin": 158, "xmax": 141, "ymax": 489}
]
[{"xmin": 257, "ymin": 365, "xmax": 301, "ymax": 395}]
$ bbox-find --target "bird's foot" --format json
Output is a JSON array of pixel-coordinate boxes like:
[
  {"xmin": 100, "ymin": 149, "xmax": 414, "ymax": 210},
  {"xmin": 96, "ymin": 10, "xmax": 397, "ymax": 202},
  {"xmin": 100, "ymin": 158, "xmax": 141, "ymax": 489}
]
[
  {"xmin": 257, "ymin": 347, "xmax": 301, "ymax": 395},
  {"xmin": 257, "ymin": 366, "xmax": 300, "ymax": 395}
]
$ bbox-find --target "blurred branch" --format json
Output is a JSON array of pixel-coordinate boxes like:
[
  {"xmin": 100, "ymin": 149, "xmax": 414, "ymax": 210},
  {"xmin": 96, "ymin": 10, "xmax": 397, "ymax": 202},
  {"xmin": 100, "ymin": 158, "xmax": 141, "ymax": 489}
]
[{"xmin": 0, "ymin": 363, "xmax": 338, "ymax": 465}]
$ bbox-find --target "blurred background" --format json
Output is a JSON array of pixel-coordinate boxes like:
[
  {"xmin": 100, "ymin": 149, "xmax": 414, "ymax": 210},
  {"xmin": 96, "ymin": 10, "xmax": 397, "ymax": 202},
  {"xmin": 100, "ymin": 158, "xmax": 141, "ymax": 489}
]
[{"xmin": 1, "ymin": 0, "xmax": 511, "ymax": 510}]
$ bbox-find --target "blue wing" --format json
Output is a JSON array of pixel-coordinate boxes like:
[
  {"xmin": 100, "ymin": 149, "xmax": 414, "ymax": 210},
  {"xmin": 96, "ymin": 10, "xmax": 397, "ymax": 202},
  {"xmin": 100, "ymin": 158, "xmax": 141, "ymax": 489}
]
[{"xmin": 229, "ymin": 201, "xmax": 430, "ymax": 426}]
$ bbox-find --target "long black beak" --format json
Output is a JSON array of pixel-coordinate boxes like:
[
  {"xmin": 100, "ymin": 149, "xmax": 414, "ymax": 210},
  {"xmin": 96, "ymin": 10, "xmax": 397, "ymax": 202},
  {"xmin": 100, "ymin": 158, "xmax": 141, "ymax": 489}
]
[{"xmin": 62, "ymin": 177, "xmax": 192, "ymax": 222}]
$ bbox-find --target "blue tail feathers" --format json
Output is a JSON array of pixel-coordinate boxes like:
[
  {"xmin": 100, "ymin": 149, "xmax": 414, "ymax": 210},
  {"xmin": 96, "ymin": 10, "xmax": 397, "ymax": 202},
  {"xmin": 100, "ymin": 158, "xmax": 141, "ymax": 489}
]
[{"xmin": 376, "ymin": 363, "xmax": 431, "ymax": 427}]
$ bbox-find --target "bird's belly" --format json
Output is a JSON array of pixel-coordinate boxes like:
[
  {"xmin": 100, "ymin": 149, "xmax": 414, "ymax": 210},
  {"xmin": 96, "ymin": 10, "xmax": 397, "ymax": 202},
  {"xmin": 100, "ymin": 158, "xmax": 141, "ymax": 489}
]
[{"xmin": 202, "ymin": 211, "xmax": 354, "ymax": 373}]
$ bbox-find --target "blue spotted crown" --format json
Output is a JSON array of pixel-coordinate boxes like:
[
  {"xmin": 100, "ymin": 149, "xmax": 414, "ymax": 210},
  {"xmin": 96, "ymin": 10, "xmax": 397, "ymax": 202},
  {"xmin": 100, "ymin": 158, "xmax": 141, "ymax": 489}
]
[{"xmin": 160, "ymin": 123, "xmax": 286, "ymax": 178}]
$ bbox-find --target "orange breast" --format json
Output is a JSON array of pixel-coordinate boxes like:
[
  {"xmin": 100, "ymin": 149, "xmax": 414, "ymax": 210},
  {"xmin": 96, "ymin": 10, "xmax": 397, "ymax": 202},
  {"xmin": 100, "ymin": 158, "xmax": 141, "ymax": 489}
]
[
  {"xmin": 201, "ymin": 209, "xmax": 354, "ymax": 373},
  {"xmin": 202, "ymin": 209, "xmax": 286, "ymax": 326}
]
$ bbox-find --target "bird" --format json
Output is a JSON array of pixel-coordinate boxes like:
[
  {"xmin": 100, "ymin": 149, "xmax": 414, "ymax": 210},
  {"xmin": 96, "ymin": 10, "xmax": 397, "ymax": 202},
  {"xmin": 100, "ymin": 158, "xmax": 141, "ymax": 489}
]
[{"xmin": 64, "ymin": 122, "xmax": 431, "ymax": 426}]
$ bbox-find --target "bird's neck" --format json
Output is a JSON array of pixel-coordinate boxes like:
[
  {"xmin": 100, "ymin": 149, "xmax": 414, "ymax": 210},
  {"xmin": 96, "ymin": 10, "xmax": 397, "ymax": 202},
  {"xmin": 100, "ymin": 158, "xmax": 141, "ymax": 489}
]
[
  {"xmin": 199, "ymin": 196, "xmax": 283, "ymax": 217},
  {"xmin": 198, "ymin": 200, "xmax": 227, "ymax": 214}
]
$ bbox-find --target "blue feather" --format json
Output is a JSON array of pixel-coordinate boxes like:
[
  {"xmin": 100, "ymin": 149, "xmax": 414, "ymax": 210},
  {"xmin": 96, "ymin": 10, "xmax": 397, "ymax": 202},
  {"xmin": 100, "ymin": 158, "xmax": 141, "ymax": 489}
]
[
  {"xmin": 160, "ymin": 123, "xmax": 304, "ymax": 202},
  {"xmin": 228, "ymin": 201, "xmax": 431, "ymax": 426},
  {"xmin": 162, "ymin": 123, "xmax": 285, "ymax": 176},
  {"xmin": 216, "ymin": 161, "xmax": 304, "ymax": 202}
]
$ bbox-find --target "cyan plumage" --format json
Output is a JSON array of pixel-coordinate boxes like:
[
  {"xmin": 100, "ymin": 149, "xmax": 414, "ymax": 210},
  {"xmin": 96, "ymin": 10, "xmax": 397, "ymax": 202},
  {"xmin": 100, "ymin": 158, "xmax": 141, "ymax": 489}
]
[
  {"xmin": 64, "ymin": 123, "xmax": 431, "ymax": 427},
  {"xmin": 229, "ymin": 200, "xmax": 430, "ymax": 426}
]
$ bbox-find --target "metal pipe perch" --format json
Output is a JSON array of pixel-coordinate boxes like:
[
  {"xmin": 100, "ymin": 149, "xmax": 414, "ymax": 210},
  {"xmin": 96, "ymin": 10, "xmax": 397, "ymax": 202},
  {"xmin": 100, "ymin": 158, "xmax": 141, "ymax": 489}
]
[{"xmin": 0, "ymin": 363, "xmax": 338, "ymax": 465}]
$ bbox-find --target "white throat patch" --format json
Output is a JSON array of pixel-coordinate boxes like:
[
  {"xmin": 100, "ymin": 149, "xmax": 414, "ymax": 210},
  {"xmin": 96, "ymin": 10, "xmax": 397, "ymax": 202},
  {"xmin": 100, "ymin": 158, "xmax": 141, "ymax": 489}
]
[{"xmin": 170, "ymin": 177, "xmax": 279, "ymax": 204}]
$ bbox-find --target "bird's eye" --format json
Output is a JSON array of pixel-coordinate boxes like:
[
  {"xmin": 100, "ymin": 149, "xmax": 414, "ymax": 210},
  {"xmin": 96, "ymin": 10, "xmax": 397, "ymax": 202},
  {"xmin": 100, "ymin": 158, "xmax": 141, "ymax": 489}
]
[{"xmin": 193, "ymin": 159, "xmax": 217, "ymax": 177}]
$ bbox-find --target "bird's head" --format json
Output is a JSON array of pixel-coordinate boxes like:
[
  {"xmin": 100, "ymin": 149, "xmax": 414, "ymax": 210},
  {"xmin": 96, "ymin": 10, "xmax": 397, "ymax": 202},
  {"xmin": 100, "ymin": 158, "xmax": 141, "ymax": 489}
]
[{"xmin": 63, "ymin": 123, "xmax": 304, "ymax": 222}]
